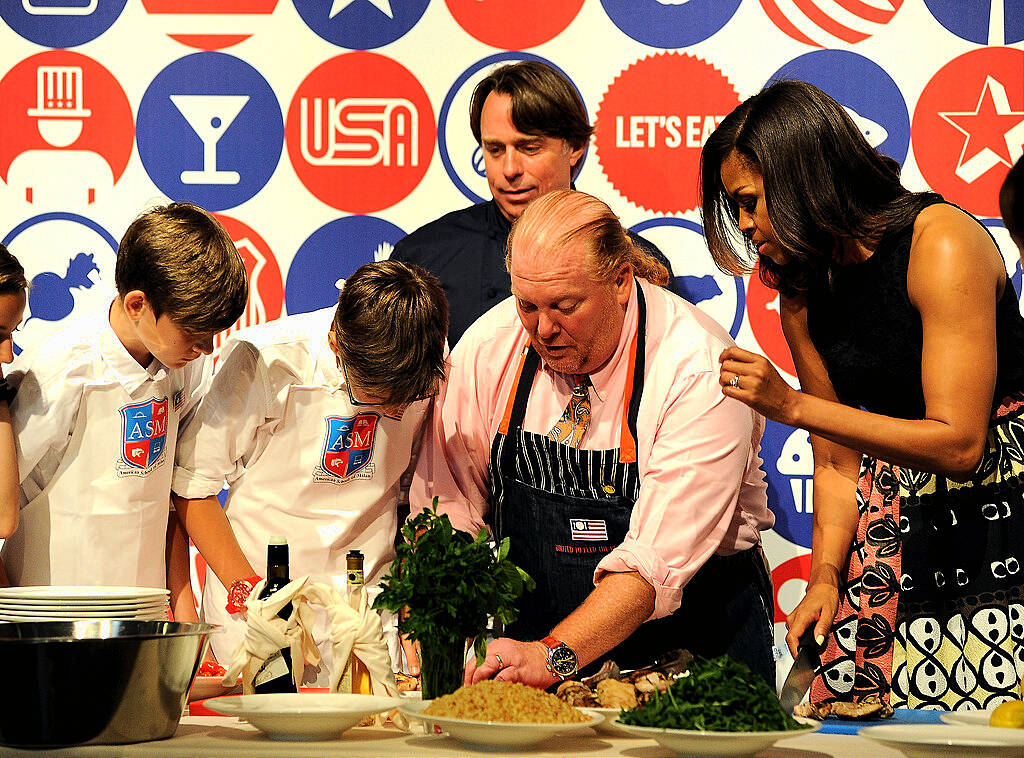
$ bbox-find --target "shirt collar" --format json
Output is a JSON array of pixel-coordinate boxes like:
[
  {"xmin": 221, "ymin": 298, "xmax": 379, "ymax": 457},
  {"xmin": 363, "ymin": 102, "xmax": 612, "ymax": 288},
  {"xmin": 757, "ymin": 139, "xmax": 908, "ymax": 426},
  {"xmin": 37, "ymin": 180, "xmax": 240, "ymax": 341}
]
[
  {"xmin": 537, "ymin": 278, "xmax": 639, "ymax": 403},
  {"xmin": 99, "ymin": 298, "xmax": 169, "ymax": 393},
  {"xmin": 314, "ymin": 334, "xmax": 342, "ymax": 391}
]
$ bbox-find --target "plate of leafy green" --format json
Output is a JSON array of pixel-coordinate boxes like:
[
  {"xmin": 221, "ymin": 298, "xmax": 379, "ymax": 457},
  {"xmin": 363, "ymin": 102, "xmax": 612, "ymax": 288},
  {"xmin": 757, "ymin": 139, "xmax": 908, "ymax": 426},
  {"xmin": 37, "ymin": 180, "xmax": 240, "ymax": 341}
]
[{"xmin": 612, "ymin": 656, "xmax": 819, "ymax": 756}]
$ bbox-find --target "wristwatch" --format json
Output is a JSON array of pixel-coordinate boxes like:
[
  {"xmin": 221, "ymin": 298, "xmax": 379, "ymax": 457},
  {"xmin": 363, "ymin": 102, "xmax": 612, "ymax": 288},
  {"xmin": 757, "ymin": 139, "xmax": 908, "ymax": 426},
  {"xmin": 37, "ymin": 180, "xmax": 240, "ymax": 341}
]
[
  {"xmin": 540, "ymin": 636, "xmax": 578, "ymax": 680},
  {"xmin": 225, "ymin": 575, "xmax": 261, "ymax": 614}
]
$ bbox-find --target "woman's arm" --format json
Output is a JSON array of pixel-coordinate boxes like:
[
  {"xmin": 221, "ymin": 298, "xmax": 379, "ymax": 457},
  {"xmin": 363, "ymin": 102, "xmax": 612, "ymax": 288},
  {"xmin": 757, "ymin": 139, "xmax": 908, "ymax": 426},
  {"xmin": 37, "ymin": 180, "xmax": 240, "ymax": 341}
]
[
  {"xmin": 722, "ymin": 206, "xmax": 1004, "ymax": 479},
  {"xmin": 777, "ymin": 296, "xmax": 862, "ymax": 655}
]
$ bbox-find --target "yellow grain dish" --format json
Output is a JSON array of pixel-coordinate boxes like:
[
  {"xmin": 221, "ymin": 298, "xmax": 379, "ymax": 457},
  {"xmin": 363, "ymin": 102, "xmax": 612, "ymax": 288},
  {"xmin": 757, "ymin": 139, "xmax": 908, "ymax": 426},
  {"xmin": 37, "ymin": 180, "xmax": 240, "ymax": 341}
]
[{"xmin": 424, "ymin": 681, "xmax": 590, "ymax": 723}]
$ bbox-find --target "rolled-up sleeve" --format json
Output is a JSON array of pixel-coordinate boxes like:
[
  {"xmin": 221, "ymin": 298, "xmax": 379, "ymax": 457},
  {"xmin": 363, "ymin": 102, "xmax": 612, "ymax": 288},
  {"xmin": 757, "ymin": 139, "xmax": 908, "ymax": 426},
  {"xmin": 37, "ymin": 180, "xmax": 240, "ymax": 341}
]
[{"xmin": 594, "ymin": 367, "xmax": 759, "ymax": 620}]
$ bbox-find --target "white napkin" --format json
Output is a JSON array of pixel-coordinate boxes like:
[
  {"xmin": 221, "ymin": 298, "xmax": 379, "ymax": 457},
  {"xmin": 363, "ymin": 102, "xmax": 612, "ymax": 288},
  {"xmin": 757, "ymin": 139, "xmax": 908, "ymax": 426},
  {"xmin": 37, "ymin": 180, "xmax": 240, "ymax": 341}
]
[{"xmin": 222, "ymin": 575, "xmax": 312, "ymax": 693}]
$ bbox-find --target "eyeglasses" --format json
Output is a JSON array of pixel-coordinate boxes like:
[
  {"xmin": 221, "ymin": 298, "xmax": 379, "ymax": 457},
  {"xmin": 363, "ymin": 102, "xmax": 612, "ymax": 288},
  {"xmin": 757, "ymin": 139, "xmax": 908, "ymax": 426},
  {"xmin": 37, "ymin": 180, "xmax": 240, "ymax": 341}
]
[{"xmin": 338, "ymin": 358, "xmax": 437, "ymax": 410}]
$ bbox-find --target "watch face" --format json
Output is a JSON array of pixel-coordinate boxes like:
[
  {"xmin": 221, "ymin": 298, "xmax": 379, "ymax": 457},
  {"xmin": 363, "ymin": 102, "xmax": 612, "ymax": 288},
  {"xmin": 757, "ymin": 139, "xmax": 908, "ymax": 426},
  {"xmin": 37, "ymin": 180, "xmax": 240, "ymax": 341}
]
[{"xmin": 550, "ymin": 644, "xmax": 578, "ymax": 675}]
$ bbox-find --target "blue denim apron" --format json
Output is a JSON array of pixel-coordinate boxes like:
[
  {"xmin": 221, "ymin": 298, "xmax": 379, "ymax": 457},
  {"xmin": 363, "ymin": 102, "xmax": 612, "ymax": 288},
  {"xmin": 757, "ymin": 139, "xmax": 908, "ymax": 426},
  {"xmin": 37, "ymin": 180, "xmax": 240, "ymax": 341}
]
[{"xmin": 487, "ymin": 287, "xmax": 775, "ymax": 682}]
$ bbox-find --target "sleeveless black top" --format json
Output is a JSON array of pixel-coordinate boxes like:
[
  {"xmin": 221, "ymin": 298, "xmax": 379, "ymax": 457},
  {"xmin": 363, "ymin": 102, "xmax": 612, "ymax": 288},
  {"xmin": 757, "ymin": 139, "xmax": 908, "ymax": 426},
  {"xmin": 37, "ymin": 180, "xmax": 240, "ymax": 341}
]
[{"xmin": 806, "ymin": 198, "xmax": 1024, "ymax": 419}]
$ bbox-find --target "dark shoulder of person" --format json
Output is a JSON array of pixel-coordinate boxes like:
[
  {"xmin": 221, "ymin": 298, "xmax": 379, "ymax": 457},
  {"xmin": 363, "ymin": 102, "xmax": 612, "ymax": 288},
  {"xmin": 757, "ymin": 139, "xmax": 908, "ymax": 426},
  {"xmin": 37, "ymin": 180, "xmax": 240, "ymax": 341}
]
[
  {"xmin": 389, "ymin": 203, "xmax": 490, "ymax": 267},
  {"xmin": 626, "ymin": 229, "xmax": 681, "ymax": 296}
]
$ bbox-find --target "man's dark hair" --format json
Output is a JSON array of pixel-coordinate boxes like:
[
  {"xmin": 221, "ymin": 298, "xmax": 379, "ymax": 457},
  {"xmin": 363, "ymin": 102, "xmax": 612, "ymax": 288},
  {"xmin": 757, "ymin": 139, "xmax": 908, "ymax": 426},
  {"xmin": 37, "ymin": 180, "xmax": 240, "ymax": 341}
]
[
  {"xmin": 0, "ymin": 244, "xmax": 28, "ymax": 296},
  {"xmin": 469, "ymin": 61, "xmax": 593, "ymax": 179}
]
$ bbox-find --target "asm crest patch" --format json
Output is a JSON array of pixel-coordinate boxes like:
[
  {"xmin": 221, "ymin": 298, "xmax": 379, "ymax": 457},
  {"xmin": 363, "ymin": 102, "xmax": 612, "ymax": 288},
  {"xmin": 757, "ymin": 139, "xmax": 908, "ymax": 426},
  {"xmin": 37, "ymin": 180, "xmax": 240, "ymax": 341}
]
[
  {"xmin": 321, "ymin": 413, "xmax": 379, "ymax": 479},
  {"xmin": 120, "ymin": 397, "xmax": 169, "ymax": 469}
]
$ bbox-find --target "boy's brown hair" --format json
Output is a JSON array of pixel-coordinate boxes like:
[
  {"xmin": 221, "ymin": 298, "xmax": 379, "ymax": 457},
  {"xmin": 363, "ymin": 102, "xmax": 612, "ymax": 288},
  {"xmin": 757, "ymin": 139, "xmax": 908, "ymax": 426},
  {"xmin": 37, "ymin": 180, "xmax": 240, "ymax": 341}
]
[{"xmin": 115, "ymin": 202, "xmax": 248, "ymax": 334}]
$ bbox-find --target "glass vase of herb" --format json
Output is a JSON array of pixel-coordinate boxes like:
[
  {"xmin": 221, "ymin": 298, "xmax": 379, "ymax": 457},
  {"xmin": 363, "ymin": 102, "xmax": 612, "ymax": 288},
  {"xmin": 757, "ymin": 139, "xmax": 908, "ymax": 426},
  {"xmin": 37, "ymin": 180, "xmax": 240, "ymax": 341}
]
[{"xmin": 373, "ymin": 498, "xmax": 535, "ymax": 700}]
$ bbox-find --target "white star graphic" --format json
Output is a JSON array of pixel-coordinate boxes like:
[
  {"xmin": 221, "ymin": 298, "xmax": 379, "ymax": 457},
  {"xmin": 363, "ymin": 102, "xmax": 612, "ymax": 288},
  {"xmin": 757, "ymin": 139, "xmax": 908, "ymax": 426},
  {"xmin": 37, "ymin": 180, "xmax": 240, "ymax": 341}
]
[
  {"xmin": 938, "ymin": 76, "xmax": 1024, "ymax": 184},
  {"xmin": 329, "ymin": 0, "xmax": 394, "ymax": 19}
]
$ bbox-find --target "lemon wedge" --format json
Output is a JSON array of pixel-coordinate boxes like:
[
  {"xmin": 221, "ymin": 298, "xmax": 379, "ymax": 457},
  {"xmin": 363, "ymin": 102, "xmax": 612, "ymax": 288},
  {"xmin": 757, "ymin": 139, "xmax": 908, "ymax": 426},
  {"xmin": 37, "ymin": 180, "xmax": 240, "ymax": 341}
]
[{"xmin": 990, "ymin": 700, "xmax": 1024, "ymax": 729}]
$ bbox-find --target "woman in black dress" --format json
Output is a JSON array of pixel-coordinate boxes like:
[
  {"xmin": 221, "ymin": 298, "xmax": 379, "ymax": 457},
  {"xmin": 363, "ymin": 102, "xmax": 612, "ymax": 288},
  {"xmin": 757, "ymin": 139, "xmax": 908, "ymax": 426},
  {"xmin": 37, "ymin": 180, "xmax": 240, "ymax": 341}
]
[{"xmin": 700, "ymin": 80, "xmax": 1024, "ymax": 710}]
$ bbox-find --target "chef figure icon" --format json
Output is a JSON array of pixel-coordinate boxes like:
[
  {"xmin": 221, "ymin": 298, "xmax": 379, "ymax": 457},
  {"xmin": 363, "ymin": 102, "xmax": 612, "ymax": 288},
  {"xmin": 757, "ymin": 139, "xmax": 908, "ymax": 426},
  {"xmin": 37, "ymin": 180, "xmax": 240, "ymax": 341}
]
[{"xmin": 0, "ymin": 51, "xmax": 133, "ymax": 210}]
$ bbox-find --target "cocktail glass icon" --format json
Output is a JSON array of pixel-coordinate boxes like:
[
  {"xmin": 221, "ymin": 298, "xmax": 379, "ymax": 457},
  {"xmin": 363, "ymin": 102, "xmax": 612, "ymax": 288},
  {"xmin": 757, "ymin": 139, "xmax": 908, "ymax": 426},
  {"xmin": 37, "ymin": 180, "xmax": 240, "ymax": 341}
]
[
  {"xmin": 27, "ymin": 66, "xmax": 91, "ymax": 148},
  {"xmin": 170, "ymin": 94, "xmax": 250, "ymax": 185}
]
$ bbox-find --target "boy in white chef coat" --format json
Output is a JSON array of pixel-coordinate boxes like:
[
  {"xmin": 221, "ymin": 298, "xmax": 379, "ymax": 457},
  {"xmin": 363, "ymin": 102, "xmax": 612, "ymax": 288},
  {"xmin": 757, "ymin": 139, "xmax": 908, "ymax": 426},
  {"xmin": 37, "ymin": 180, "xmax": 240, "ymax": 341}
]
[
  {"xmin": 171, "ymin": 260, "xmax": 448, "ymax": 684},
  {"xmin": 3, "ymin": 202, "xmax": 248, "ymax": 592}
]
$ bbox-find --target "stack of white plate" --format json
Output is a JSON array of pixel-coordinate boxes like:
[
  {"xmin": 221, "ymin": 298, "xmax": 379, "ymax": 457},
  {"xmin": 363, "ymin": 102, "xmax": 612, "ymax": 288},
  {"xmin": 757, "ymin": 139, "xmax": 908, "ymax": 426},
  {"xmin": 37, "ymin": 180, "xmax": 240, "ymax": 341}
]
[{"xmin": 0, "ymin": 586, "xmax": 170, "ymax": 622}]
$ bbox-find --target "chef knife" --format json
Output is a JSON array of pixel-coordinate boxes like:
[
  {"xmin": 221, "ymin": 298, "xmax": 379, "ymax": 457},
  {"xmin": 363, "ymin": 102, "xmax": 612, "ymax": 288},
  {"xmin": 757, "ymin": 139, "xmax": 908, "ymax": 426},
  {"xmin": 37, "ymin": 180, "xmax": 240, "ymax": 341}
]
[{"xmin": 778, "ymin": 629, "xmax": 822, "ymax": 716}]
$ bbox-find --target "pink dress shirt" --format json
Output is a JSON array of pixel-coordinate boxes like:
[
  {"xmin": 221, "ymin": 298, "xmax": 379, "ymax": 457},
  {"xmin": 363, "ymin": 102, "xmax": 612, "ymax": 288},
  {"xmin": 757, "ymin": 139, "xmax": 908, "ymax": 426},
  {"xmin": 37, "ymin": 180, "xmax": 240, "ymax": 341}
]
[{"xmin": 411, "ymin": 277, "xmax": 773, "ymax": 620}]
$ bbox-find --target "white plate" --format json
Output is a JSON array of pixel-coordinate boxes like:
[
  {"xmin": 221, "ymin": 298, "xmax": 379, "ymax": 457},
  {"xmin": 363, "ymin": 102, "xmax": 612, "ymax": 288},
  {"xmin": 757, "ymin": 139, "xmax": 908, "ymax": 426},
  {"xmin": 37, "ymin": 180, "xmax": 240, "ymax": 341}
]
[
  {"xmin": 0, "ymin": 586, "xmax": 169, "ymax": 602},
  {"xmin": 0, "ymin": 604, "xmax": 168, "ymax": 617},
  {"xmin": 940, "ymin": 710, "xmax": 997, "ymax": 727},
  {"xmin": 204, "ymin": 693, "xmax": 400, "ymax": 741},
  {"xmin": 0, "ymin": 611, "xmax": 169, "ymax": 622},
  {"xmin": 861, "ymin": 724, "xmax": 1024, "ymax": 758},
  {"xmin": 610, "ymin": 717, "xmax": 819, "ymax": 757},
  {"xmin": 579, "ymin": 707, "xmax": 633, "ymax": 737},
  {"xmin": 188, "ymin": 674, "xmax": 243, "ymax": 702},
  {"xmin": 399, "ymin": 699, "xmax": 602, "ymax": 749},
  {"xmin": 0, "ymin": 599, "xmax": 169, "ymax": 610}
]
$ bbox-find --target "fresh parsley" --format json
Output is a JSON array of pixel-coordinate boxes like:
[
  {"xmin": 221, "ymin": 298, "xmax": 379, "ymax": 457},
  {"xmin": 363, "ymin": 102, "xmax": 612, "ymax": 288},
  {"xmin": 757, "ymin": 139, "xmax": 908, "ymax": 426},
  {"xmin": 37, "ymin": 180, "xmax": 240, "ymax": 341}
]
[
  {"xmin": 372, "ymin": 498, "xmax": 536, "ymax": 666},
  {"xmin": 619, "ymin": 656, "xmax": 804, "ymax": 732}
]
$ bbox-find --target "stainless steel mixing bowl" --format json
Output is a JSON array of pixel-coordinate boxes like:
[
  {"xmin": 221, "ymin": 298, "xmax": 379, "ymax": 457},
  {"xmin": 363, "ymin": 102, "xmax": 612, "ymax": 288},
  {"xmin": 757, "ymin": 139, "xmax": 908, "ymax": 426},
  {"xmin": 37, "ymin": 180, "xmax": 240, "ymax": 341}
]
[{"xmin": 0, "ymin": 619, "xmax": 216, "ymax": 748}]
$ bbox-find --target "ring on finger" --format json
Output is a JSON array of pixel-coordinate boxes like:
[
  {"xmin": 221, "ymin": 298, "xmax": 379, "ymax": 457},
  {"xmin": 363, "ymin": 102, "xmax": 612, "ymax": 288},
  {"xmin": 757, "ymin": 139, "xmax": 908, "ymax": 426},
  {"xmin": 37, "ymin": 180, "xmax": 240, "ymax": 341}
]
[
  {"xmin": 729, "ymin": 375, "xmax": 740, "ymax": 388},
  {"xmin": 494, "ymin": 653, "xmax": 503, "ymax": 667}
]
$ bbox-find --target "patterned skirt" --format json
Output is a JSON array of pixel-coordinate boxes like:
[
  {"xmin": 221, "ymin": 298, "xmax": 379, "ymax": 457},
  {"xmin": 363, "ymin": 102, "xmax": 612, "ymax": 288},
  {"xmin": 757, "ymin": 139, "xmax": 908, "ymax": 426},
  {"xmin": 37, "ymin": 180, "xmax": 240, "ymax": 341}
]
[{"xmin": 810, "ymin": 396, "xmax": 1024, "ymax": 710}]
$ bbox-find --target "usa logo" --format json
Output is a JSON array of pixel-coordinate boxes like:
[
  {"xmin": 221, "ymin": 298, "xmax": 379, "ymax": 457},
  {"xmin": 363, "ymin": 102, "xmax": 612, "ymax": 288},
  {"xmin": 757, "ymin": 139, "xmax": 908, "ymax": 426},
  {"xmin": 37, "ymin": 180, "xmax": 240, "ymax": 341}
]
[
  {"xmin": 321, "ymin": 413, "xmax": 379, "ymax": 479},
  {"xmin": 758, "ymin": 0, "xmax": 903, "ymax": 48},
  {"xmin": 912, "ymin": 47, "xmax": 1024, "ymax": 218},
  {"xmin": 745, "ymin": 261, "xmax": 796, "ymax": 379},
  {"xmin": 630, "ymin": 218, "xmax": 745, "ymax": 339},
  {"xmin": 141, "ymin": 0, "xmax": 279, "ymax": 51},
  {"xmin": 0, "ymin": 51, "xmax": 134, "ymax": 209},
  {"xmin": 0, "ymin": 0, "xmax": 127, "ymax": 48},
  {"xmin": 3, "ymin": 212, "xmax": 118, "ymax": 357},
  {"xmin": 446, "ymin": 0, "xmax": 583, "ymax": 49},
  {"xmin": 285, "ymin": 52, "xmax": 435, "ymax": 213},
  {"xmin": 769, "ymin": 50, "xmax": 909, "ymax": 165},
  {"xmin": 761, "ymin": 419, "xmax": 814, "ymax": 549},
  {"xmin": 595, "ymin": 53, "xmax": 740, "ymax": 214},
  {"xmin": 439, "ymin": 53, "xmax": 586, "ymax": 205},
  {"xmin": 285, "ymin": 215, "xmax": 406, "ymax": 316},
  {"xmin": 569, "ymin": 519, "xmax": 607, "ymax": 541},
  {"xmin": 137, "ymin": 52, "xmax": 283, "ymax": 212},
  {"xmin": 293, "ymin": 0, "xmax": 429, "ymax": 50},
  {"xmin": 923, "ymin": 0, "xmax": 1024, "ymax": 45},
  {"xmin": 120, "ymin": 398, "xmax": 169, "ymax": 470},
  {"xmin": 212, "ymin": 214, "xmax": 284, "ymax": 355},
  {"xmin": 600, "ymin": 0, "xmax": 741, "ymax": 48}
]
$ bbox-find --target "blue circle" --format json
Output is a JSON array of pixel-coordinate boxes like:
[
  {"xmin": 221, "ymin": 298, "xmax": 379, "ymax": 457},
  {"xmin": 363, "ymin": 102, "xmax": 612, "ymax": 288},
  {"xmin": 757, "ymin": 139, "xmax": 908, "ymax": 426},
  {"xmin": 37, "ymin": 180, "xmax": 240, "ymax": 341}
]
[
  {"xmin": 0, "ymin": 0, "xmax": 127, "ymax": 47},
  {"xmin": 600, "ymin": 0, "xmax": 741, "ymax": 48},
  {"xmin": 136, "ymin": 52, "xmax": 283, "ymax": 213},
  {"xmin": 630, "ymin": 217, "xmax": 746, "ymax": 339},
  {"xmin": 438, "ymin": 52, "xmax": 588, "ymax": 205},
  {"xmin": 769, "ymin": 50, "xmax": 910, "ymax": 166},
  {"xmin": 292, "ymin": 0, "xmax": 430, "ymax": 49},
  {"xmin": 286, "ymin": 216, "xmax": 407, "ymax": 315},
  {"xmin": 924, "ymin": 0, "xmax": 1024, "ymax": 44},
  {"xmin": 760, "ymin": 419, "xmax": 814, "ymax": 549}
]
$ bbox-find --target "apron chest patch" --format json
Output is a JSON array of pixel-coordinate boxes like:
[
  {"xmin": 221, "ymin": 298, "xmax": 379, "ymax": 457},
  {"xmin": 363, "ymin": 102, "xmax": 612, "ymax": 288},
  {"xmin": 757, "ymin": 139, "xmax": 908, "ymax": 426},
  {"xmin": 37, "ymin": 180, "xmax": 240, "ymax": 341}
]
[
  {"xmin": 570, "ymin": 519, "xmax": 608, "ymax": 541},
  {"xmin": 316, "ymin": 413, "xmax": 378, "ymax": 482},
  {"xmin": 118, "ymin": 397, "xmax": 168, "ymax": 471}
]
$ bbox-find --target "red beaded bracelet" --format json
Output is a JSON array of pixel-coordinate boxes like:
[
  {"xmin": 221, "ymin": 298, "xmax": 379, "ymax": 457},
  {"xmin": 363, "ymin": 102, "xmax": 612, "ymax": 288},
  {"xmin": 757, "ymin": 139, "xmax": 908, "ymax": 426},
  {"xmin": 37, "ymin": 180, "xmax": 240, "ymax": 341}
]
[{"xmin": 225, "ymin": 575, "xmax": 262, "ymax": 614}]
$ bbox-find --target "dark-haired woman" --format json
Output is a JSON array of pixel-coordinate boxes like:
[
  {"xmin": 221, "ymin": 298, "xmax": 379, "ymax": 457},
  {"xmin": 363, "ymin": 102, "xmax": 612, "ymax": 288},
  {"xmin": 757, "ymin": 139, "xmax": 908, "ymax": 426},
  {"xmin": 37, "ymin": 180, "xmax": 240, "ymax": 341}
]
[{"xmin": 700, "ymin": 79, "xmax": 1024, "ymax": 710}]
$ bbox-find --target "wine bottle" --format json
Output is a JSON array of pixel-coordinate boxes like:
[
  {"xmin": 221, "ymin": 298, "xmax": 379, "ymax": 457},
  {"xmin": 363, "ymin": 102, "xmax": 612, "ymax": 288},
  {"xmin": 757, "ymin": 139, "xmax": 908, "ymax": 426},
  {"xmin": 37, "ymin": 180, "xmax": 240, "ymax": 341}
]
[
  {"xmin": 346, "ymin": 550, "xmax": 372, "ymax": 694},
  {"xmin": 252, "ymin": 536, "xmax": 298, "ymax": 694}
]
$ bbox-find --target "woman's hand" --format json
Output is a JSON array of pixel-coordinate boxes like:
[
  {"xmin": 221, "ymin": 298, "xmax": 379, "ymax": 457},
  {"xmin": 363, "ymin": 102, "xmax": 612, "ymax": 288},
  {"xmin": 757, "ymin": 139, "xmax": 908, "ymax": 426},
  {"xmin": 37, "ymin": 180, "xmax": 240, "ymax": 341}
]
[
  {"xmin": 719, "ymin": 347, "xmax": 798, "ymax": 424},
  {"xmin": 785, "ymin": 582, "xmax": 840, "ymax": 657}
]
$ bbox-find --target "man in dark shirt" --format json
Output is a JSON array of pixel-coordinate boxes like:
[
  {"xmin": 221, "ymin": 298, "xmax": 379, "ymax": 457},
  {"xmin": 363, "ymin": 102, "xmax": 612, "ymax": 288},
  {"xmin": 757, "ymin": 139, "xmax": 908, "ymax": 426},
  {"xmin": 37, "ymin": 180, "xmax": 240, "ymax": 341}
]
[{"xmin": 391, "ymin": 61, "xmax": 678, "ymax": 346}]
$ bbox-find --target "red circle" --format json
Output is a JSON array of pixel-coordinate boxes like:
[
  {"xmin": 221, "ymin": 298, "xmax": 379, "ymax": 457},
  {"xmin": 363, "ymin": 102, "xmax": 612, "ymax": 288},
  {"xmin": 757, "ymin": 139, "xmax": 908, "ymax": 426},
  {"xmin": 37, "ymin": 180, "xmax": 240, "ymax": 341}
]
[
  {"xmin": 0, "ymin": 50, "xmax": 134, "ymax": 184},
  {"xmin": 445, "ymin": 0, "xmax": 584, "ymax": 49},
  {"xmin": 771, "ymin": 553, "xmax": 811, "ymax": 623},
  {"xmin": 286, "ymin": 52, "xmax": 435, "ymax": 213},
  {"xmin": 912, "ymin": 47, "xmax": 1024, "ymax": 218},
  {"xmin": 595, "ymin": 53, "xmax": 740, "ymax": 214}
]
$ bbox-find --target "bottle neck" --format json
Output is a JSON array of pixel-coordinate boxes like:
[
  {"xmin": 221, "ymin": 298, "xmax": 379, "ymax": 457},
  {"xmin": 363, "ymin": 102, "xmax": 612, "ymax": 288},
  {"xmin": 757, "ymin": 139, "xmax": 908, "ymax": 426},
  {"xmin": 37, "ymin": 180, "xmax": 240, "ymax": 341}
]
[{"xmin": 266, "ymin": 543, "xmax": 289, "ymax": 584}]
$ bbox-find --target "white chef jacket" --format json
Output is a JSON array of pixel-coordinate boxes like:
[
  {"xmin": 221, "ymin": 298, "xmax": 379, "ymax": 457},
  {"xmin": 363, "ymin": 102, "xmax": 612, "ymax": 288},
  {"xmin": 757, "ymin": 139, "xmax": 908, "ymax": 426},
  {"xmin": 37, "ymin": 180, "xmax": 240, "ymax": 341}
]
[
  {"xmin": 4, "ymin": 295, "xmax": 211, "ymax": 587},
  {"xmin": 172, "ymin": 308, "xmax": 428, "ymax": 683}
]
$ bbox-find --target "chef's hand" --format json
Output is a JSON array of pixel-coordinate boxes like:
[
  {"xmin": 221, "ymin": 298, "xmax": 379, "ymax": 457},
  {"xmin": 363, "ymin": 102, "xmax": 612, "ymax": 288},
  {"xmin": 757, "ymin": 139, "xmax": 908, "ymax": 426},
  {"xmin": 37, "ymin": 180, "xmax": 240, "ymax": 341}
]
[
  {"xmin": 719, "ymin": 347, "xmax": 797, "ymax": 424},
  {"xmin": 465, "ymin": 638, "xmax": 558, "ymax": 689},
  {"xmin": 400, "ymin": 633, "xmax": 420, "ymax": 676},
  {"xmin": 785, "ymin": 583, "xmax": 839, "ymax": 658}
]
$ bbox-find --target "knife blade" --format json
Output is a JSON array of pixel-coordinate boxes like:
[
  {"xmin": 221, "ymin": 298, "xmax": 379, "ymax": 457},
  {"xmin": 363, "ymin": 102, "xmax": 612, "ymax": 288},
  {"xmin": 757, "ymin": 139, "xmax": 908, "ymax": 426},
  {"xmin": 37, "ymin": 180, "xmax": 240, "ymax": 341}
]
[{"xmin": 778, "ymin": 629, "xmax": 821, "ymax": 715}]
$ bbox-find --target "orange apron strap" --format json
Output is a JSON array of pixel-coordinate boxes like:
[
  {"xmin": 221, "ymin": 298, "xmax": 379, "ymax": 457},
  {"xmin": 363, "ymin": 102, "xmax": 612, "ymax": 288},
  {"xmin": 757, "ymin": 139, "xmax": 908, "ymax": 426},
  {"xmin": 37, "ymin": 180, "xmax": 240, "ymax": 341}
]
[
  {"xmin": 618, "ymin": 327, "xmax": 639, "ymax": 464},
  {"xmin": 498, "ymin": 346, "xmax": 530, "ymax": 436}
]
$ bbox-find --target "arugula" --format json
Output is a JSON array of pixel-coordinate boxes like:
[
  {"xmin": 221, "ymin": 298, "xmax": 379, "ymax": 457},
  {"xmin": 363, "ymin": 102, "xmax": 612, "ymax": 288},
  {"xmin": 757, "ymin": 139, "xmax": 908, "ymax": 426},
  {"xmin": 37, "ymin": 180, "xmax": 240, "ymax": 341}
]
[
  {"xmin": 372, "ymin": 497, "xmax": 535, "ymax": 665},
  {"xmin": 619, "ymin": 656, "xmax": 804, "ymax": 732}
]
